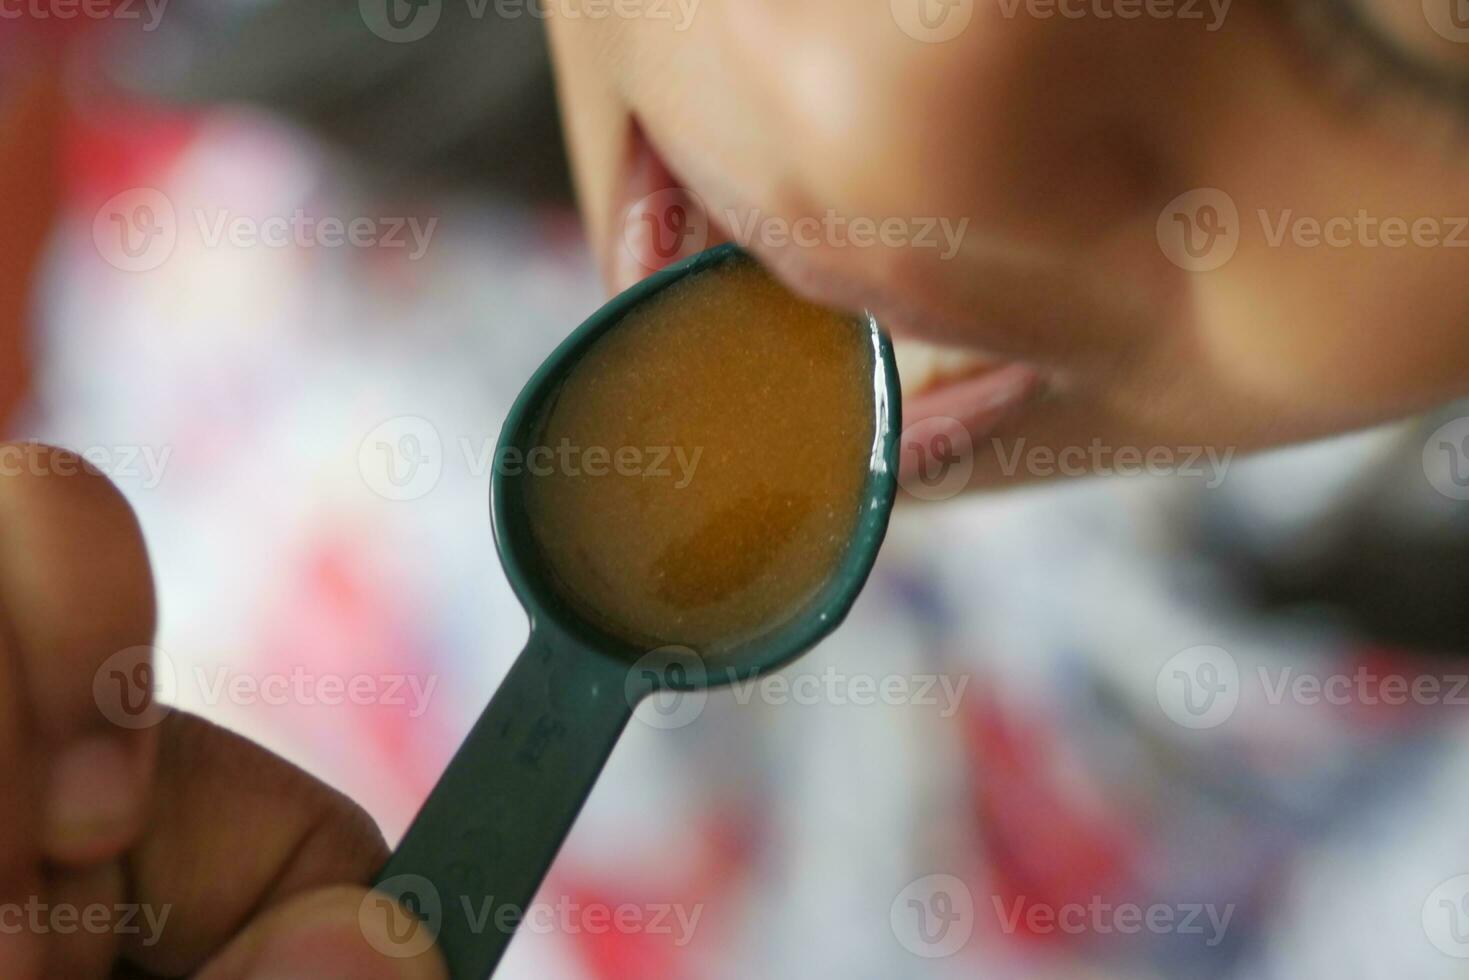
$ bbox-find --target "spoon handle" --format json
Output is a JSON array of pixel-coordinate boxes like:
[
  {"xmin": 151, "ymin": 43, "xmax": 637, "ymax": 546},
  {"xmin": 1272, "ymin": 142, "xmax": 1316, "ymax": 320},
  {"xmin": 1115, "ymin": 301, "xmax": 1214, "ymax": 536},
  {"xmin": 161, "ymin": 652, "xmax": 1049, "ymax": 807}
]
[{"xmin": 374, "ymin": 628, "xmax": 637, "ymax": 978}]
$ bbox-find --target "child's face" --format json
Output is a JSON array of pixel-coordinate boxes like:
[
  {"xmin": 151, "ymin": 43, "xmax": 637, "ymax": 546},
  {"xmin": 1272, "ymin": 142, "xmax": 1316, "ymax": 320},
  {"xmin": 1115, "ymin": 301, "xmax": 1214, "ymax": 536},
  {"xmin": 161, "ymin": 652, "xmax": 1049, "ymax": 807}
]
[{"xmin": 546, "ymin": 1, "xmax": 1469, "ymax": 489}]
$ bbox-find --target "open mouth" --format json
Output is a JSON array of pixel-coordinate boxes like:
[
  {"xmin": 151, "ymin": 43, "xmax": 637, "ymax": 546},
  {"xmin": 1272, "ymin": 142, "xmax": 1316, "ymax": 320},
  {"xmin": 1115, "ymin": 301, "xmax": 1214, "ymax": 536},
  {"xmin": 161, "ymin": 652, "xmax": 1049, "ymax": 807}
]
[
  {"xmin": 607, "ymin": 120, "xmax": 1046, "ymax": 480},
  {"xmin": 895, "ymin": 340, "xmax": 1042, "ymax": 447}
]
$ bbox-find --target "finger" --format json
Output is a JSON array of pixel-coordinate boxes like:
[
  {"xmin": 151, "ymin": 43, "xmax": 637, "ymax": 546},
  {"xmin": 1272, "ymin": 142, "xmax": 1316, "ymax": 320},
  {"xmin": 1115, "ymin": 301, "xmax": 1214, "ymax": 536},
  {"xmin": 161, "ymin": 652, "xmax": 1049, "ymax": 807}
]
[
  {"xmin": 120, "ymin": 712, "xmax": 443, "ymax": 980},
  {"xmin": 0, "ymin": 443, "xmax": 159, "ymax": 977},
  {"xmin": 0, "ymin": 443, "xmax": 159, "ymax": 866},
  {"xmin": 0, "ymin": 613, "xmax": 43, "ymax": 976},
  {"xmin": 195, "ymin": 886, "xmax": 447, "ymax": 980}
]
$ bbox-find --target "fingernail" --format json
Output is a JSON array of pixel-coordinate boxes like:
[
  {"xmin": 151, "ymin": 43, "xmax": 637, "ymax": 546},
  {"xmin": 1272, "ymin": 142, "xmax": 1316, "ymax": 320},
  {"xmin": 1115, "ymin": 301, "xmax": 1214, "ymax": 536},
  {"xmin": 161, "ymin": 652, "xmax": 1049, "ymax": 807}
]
[{"xmin": 43, "ymin": 735, "xmax": 145, "ymax": 861}]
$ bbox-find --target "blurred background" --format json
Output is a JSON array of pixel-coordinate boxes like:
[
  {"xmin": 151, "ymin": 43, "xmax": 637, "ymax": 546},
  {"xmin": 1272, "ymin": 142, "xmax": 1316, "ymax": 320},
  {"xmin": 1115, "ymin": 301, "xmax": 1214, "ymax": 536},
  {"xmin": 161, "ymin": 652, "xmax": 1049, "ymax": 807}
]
[{"xmin": 6, "ymin": 4, "xmax": 1469, "ymax": 978}]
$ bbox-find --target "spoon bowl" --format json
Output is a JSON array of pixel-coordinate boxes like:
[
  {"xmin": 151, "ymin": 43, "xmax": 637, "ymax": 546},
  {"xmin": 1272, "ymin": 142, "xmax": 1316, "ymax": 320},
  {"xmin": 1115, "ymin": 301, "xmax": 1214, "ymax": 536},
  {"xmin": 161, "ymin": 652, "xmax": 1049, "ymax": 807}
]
[{"xmin": 495, "ymin": 242, "xmax": 900, "ymax": 683}]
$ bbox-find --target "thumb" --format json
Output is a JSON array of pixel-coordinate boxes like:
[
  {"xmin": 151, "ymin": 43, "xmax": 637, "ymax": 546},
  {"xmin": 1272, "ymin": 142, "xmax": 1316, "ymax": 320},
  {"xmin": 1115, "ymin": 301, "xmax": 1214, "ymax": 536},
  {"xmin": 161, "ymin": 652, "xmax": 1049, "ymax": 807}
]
[
  {"xmin": 195, "ymin": 885, "xmax": 446, "ymax": 980},
  {"xmin": 116, "ymin": 712, "xmax": 449, "ymax": 980}
]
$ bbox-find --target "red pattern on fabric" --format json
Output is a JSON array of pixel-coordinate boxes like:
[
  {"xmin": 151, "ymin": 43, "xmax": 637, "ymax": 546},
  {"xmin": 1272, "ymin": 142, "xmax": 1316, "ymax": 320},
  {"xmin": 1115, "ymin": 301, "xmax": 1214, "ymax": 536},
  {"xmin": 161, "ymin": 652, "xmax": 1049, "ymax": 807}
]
[{"xmin": 961, "ymin": 684, "xmax": 1139, "ymax": 948}]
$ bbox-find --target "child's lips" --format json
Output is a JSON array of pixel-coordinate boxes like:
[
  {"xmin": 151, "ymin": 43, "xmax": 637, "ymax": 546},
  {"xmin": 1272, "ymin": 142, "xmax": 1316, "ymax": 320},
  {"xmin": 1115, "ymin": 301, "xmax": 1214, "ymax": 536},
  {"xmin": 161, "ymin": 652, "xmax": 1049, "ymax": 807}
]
[
  {"xmin": 606, "ymin": 119, "xmax": 714, "ymax": 292},
  {"xmin": 898, "ymin": 358, "xmax": 1043, "ymax": 479},
  {"xmin": 894, "ymin": 338, "xmax": 1008, "ymax": 401},
  {"xmin": 607, "ymin": 120, "xmax": 1047, "ymax": 490}
]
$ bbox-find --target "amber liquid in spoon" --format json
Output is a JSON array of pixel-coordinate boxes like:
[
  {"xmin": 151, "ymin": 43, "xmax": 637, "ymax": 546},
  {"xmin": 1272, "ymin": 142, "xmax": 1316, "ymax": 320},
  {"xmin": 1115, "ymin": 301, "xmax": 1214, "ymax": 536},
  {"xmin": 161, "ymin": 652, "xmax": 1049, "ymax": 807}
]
[{"xmin": 522, "ymin": 259, "xmax": 876, "ymax": 655}]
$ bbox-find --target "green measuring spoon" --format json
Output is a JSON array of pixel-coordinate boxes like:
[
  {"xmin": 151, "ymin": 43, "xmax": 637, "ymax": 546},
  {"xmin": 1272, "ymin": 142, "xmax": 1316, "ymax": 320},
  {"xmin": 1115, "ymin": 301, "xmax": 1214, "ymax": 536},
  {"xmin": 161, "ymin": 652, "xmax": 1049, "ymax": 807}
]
[{"xmin": 372, "ymin": 242, "xmax": 901, "ymax": 978}]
